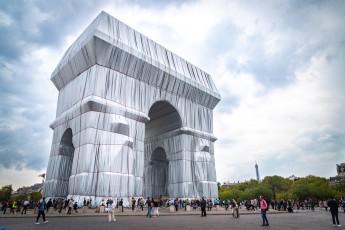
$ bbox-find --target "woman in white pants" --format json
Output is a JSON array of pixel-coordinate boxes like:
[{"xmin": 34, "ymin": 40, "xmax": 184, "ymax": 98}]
[
  {"xmin": 108, "ymin": 200, "xmax": 116, "ymax": 222},
  {"xmin": 153, "ymin": 198, "xmax": 159, "ymax": 217}
]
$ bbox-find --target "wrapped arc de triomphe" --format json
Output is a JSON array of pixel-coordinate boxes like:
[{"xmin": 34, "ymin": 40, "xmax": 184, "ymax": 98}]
[{"xmin": 43, "ymin": 11, "xmax": 221, "ymax": 206}]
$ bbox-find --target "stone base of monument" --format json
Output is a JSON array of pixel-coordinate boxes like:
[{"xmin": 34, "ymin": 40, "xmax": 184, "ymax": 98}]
[
  {"xmin": 216, "ymin": 205, "xmax": 220, "ymax": 211},
  {"xmin": 170, "ymin": 205, "xmax": 175, "ymax": 212},
  {"xmin": 186, "ymin": 205, "xmax": 191, "ymax": 212},
  {"xmin": 100, "ymin": 206, "xmax": 105, "ymax": 213},
  {"xmin": 82, "ymin": 206, "xmax": 87, "ymax": 213}
]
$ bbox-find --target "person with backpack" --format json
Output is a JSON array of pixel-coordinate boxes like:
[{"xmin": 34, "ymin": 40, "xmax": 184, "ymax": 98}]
[
  {"xmin": 260, "ymin": 196, "xmax": 269, "ymax": 227},
  {"xmin": 36, "ymin": 197, "xmax": 48, "ymax": 224}
]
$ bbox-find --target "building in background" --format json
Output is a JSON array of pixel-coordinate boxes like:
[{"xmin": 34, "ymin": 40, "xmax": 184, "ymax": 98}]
[
  {"xmin": 14, "ymin": 183, "xmax": 43, "ymax": 195},
  {"xmin": 329, "ymin": 163, "xmax": 345, "ymax": 184}
]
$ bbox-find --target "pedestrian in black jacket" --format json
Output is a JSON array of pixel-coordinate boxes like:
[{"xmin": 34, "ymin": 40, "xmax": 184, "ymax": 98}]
[
  {"xmin": 200, "ymin": 197, "xmax": 206, "ymax": 217},
  {"xmin": 327, "ymin": 197, "xmax": 341, "ymax": 227}
]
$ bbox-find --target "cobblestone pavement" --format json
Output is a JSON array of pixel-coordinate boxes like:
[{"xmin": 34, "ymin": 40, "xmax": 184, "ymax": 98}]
[{"xmin": 1, "ymin": 208, "xmax": 344, "ymax": 230}]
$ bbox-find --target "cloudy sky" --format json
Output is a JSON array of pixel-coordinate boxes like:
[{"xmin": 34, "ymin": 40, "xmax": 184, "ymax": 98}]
[{"xmin": 0, "ymin": 0, "xmax": 344, "ymax": 190}]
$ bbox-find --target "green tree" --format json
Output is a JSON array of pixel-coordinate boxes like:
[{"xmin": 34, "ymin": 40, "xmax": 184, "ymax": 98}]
[
  {"xmin": 289, "ymin": 175, "xmax": 333, "ymax": 200},
  {"xmin": 13, "ymin": 194, "xmax": 28, "ymax": 202},
  {"xmin": 251, "ymin": 184, "xmax": 273, "ymax": 201},
  {"xmin": 276, "ymin": 191, "xmax": 290, "ymax": 200},
  {"xmin": 262, "ymin": 175, "xmax": 292, "ymax": 199},
  {"xmin": 0, "ymin": 185, "xmax": 13, "ymax": 201},
  {"xmin": 289, "ymin": 182, "xmax": 310, "ymax": 200},
  {"xmin": 334, "ymin": 180, "xmax": 345, "ymax": 195},
  {"xmin": 219, "ymin": 180, "xmax": 272, "ymax": 201},
  {"xmin": 30, "ymin": 192, "xmax": 42, "ymax": 202}
]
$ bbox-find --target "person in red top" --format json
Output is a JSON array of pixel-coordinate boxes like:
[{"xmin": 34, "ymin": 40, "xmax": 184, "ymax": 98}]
[{"xmin": 260, "ymin": 196, "xmax": 269, "ymax": 226}]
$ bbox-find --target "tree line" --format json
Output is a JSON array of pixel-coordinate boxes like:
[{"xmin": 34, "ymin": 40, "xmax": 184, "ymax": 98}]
[
  {"xmin": 2, "ymin": 175, "xmax": 345, "ymax": 203},
  {"xmin": 219, "ymin": 175, "xmax": 345, "ymax": 202},
  {"xmin": 0, "ymin": 185, "xmax": 42, "ymax": 203}
]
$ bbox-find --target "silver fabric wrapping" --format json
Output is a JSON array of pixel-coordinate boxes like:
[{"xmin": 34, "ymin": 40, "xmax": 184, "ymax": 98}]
[{"xmin": 43, "ymin": 11, "xmax": 220, "ymax": 206}]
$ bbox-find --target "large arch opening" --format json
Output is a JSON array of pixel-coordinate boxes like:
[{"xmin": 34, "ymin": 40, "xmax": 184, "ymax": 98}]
[
  {"xmin": 143, "ymin": 101, "xmax": 182, "ymax": 198},
  {"xmin": 58, "ymin": 128, "xmax": 75, "ymax": 197},
  {"xmin": 145, "ymin": 101, "xmax": 182, "ymax": 138},
  {"xmin": 148, "ymin": 147, "xmax": 169, "ymax": 197}
]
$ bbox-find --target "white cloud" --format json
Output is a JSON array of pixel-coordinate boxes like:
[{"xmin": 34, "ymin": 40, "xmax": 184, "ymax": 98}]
[
  {"xmin": 0, "ymin": 11, "xmax": 13, "ymax": 26},
  {"xmin": 214, "ymin": 47, "xmax": 345, "ymax": 182},
  {"xmin": 20, "ymin": 5, "xmax": 50, "ymax": 37}
]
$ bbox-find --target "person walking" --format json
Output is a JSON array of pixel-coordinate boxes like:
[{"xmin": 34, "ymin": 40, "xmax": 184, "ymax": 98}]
[
  {"xmin": 11, "ymin": 201, "xmax": 17, "ymax": 214},
  {"xmin": 21, "ymin": 200, "xmax": 29, "ymax": 214},
  {"xmin": 146, "ymin": 197, "xmax": 152, "ymax": 218},
  {"xmin": 328, "ymin": 197, "xmax": 341, "ymax": 227},
  {"xmin": 73, "ymin": 201, "xmax": 78, "ymax": 213},
  {"xmin": 232, "ymin": 199, "xmax": 239, "ymax": 218},
  {"xmin": 200, "ymin": 197, "xmax": 206, "ymax": 217},
  {"xmin": 140, "ymin": 198, "xmax": 145, "ymax": 211},
  {"xmin": 260, "ymin": 195, "xmax": 269, "ymax": 226},
  {"xmin": 46, "ymin": 198, "xmax": 52, "ymax": 213},
  {"xmin": 131, "ymin": 197, "xmax": 135, "ymax": 211},
  {"xmin": 174, "ymin": 198, "xmax": 179, "ymax": 212},
  {"xmin": 119, "ymin": 199, "xmax": 124, "ymax": 212},
  {"xmin": 323, "ymin": 200, "xmax": 328, "ymax": 211},
  {"xmin": 58, "ymin": 199, "xmax": 64, "ymax": 213},
  {"xmin": 36, "ymin": 197, "xmax": 48, "ymax": 224},
  {"xmin": 107, "ymin": 200, "xmax": 116, "ymax": 222},
  {"xmin": 2, "ymin": 201, "xmax": 8, "ymax": 214},
  {"xmin": 136, "ymin": 198, "xmax": 141, "ymax": 212}
]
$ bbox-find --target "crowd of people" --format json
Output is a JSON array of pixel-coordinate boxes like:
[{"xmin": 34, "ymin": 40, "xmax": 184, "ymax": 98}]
[
  {"xmin": 1, "ymin": 199, "xmax": 30, "ymax": 214},
  {"xmin": 2, "ymin": 196, "xmax": 345, "ymax": 227}
]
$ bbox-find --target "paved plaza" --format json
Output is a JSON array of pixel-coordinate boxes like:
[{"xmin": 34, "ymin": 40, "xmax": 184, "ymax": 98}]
[{"xmin": 1, "ymin": 207, "xmax": 344, "ymax": 230}]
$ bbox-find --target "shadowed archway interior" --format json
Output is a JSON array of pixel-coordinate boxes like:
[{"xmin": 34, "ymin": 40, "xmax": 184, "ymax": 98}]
[
  {"xmin": 58, "ymin": 128, "xmax": 75, "ymax": 197},
  {"xmin": 144, "ymin": 101, "xmax": 182, "ymax": 198},
  {"xmin": 149, "ymin": 147, "xmax": 168, "ymax": 197},
  {"xmin": 145, "ymin": 101, "xmax": 182, "ymax": 138}
]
